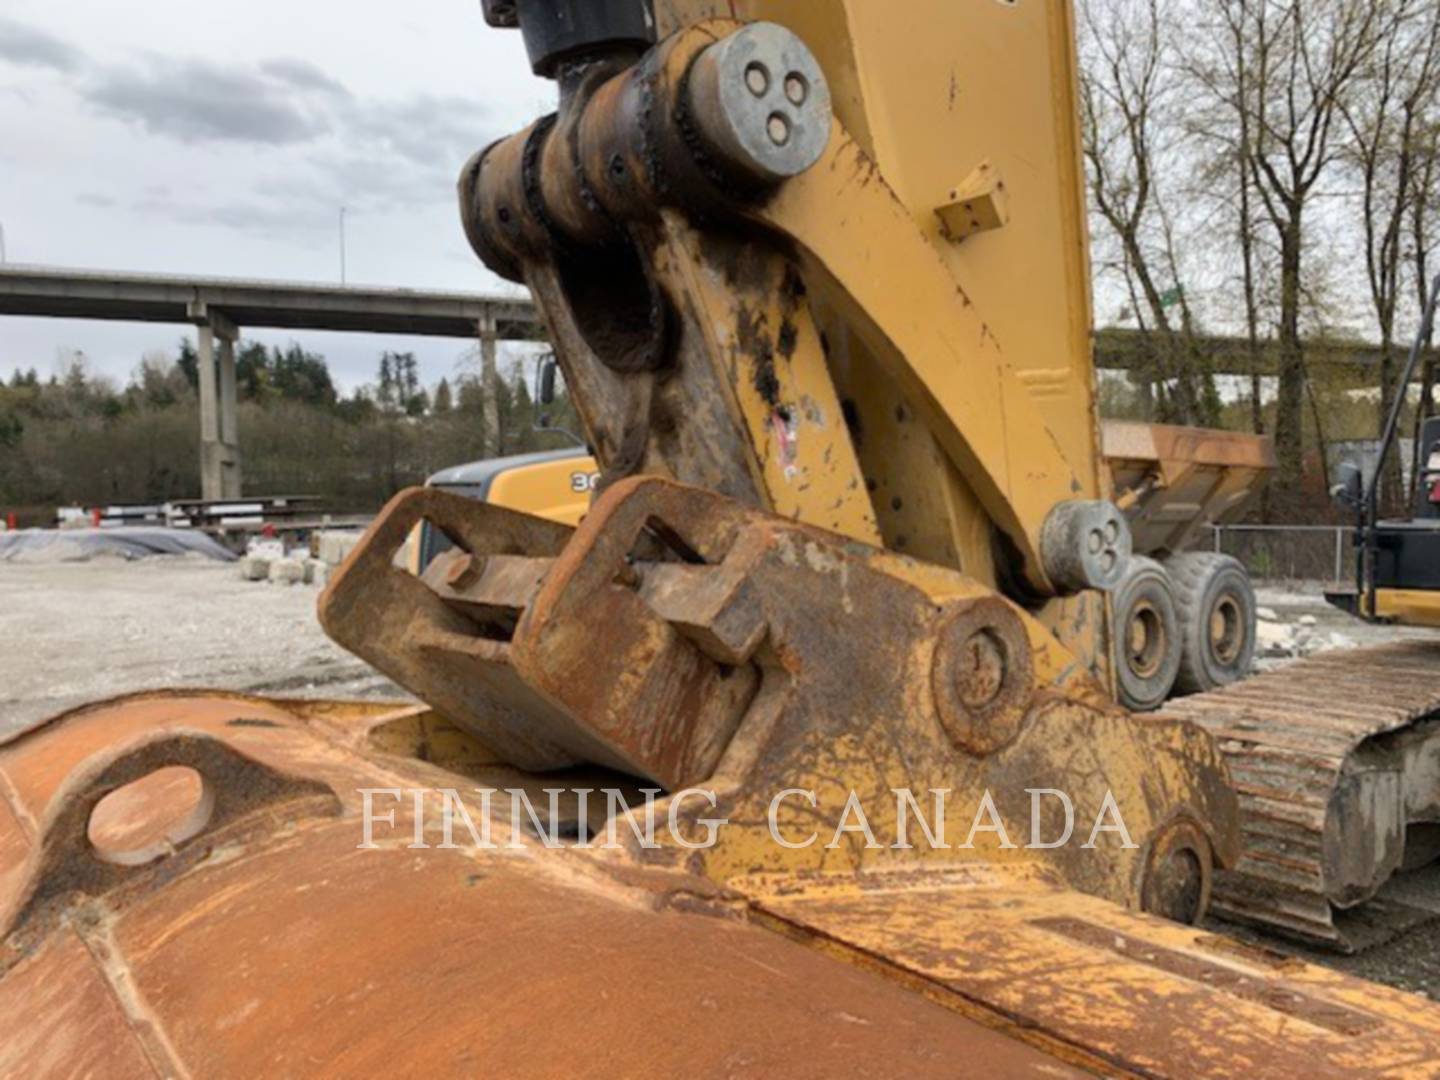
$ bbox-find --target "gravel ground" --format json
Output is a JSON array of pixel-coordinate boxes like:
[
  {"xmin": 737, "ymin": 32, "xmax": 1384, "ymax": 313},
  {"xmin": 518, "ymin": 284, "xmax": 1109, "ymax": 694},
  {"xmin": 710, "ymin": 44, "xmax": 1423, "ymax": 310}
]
[
  {"xmin": 1212, "ymin": 866, "xmax": 1440, "ymax": 999},
  {"xmin": 5, "ymin": 557, "xmax": 1440, "ymax": 995},
  {"xmin": 0, "ymin": 555, "xmax": 402, "ymax": 741},
  {"xmin": 1253, "ymin": 579, "xmax": 1440, "ymax": 658}
]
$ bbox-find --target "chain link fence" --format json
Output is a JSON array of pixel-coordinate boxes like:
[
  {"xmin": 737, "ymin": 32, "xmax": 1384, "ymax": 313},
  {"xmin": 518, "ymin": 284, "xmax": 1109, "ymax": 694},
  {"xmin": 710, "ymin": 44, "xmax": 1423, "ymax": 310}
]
[{"xmin": 1206, "ymin": 524, "xmax": 1357, "ymax": 585}]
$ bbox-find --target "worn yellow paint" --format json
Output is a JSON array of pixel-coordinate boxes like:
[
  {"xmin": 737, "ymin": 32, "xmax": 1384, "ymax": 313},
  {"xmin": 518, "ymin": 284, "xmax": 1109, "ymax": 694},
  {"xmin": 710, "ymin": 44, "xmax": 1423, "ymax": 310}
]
[
  {"xmin": 740, "ymin": 864, "xmax": 1440, "ymax": 1079},
  {"xmin": 658, "ymin": 0, "xmax": 1104, "ymax": 592},
  {"xmin": 651, "ymin": 214, "xmax": 882, "ymax": 545},
  {"xmin": 745, "ymin": 126, "xmax": 1083, "ymax": 592},
  {"xmin": 935, "ymin": 160, "xmax": 1010, "ymax": 243},
  {"xmin": 1374, "ymin": 588, "xmax": 1440, "ymax": 627}
]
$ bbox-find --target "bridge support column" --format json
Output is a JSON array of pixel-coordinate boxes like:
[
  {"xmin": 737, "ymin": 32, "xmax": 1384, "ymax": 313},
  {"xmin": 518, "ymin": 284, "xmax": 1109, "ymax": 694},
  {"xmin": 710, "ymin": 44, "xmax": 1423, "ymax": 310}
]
[
  {"xmin": 478, "ymin": 310, "xmax": 502, "ymax": 457},
  {"xmin": 190, "ymin": 303, "xmax": 243, "ymax": 501}
]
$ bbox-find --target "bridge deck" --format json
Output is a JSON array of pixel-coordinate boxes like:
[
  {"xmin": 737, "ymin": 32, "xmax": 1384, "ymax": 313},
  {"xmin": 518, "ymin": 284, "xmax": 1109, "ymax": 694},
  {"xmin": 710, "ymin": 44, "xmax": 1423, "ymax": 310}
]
[{"xmin": 0, "ymin": 264, "xmax": 543, "ymax": 340}]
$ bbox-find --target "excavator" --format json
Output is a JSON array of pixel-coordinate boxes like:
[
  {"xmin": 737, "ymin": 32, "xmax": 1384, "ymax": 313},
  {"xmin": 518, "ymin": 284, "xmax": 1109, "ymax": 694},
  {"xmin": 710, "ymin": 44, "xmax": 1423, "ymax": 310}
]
[
  {"xmin": 5, "ymin": 1, "xmax": 1440, "ymax": 1075},
  {"xmin": 1327, "ymin": 273, "xmax": 1440, "ymax": 629}
]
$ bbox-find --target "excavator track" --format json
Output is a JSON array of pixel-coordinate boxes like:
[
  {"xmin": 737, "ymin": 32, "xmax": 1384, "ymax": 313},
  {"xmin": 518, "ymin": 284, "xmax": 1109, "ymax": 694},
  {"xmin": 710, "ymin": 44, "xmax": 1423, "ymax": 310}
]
[{"xmin": 1161, "ymin": 640, "xmax": 1440, "ymax": 951}]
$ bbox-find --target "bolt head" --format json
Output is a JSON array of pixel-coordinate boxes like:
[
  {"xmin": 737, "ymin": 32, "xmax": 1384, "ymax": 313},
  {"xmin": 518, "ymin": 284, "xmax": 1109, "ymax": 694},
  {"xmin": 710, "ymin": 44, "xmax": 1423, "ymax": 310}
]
[
  {"xmin": 957, "ymin": 630, "xmax": 1006, "ymax": 710},
  {"xmin": 689, "ymin": 21, "xmax": 833, "ymax": 183}
]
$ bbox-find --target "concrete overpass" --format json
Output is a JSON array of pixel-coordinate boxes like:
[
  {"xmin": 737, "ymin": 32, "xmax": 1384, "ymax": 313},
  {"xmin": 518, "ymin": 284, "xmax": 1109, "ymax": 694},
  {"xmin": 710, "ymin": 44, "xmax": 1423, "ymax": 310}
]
[
  {"xmin": 4, "ymin": 264, "xmax": 1421, "ymax": 497},
  {"xmin": 0, "ymin": 265, "xmax": 544, "ymax": 499},
  {"xmin": 1093, "ymin": 326, "xmax": 1435, "ymax": 381}
]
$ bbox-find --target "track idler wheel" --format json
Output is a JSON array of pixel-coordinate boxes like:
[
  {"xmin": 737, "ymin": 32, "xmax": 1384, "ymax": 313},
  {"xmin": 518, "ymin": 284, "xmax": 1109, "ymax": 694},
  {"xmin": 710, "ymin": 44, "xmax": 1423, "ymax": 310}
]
[
  {"xmin": 1140, "ymin": 818, "xmax": 1214, "ymax": 924},
  {"xmin": 1111, "ymin": 556, "xmax": 1182, "ymax": 712},
  {"xmin": 1165, "ymin": 552, "xmax": 1257, "ymax": 694}
]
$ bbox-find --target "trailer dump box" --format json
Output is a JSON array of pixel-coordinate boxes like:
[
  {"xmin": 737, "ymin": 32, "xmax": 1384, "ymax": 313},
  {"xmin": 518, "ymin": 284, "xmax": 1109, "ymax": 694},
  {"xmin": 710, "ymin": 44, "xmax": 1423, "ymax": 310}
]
[{"xmin": 1103, "ymin": 420, "xmax": 1277, "ymax": 556}]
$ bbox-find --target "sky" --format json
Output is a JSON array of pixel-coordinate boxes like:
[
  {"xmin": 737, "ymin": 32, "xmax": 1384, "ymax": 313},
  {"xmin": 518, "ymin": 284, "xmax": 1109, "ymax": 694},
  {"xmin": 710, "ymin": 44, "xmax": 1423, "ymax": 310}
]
[{"xmin": 0, "ymin": 1, "xmax": 556, "ymax": 393}]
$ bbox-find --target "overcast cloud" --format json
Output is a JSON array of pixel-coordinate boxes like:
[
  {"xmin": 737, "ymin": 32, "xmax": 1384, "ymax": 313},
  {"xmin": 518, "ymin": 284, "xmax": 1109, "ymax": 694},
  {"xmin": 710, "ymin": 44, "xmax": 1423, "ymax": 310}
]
[
  {"xmin": 85, "ymin": 57, "xmax": 339, "ymax": 145},
  {"xmin": 0, "ymin": 15, "xmax": 81, "ymax": 72},
  {"xmin": 0, "ymin": 0, "xmax": 553, "ymax": 391}
]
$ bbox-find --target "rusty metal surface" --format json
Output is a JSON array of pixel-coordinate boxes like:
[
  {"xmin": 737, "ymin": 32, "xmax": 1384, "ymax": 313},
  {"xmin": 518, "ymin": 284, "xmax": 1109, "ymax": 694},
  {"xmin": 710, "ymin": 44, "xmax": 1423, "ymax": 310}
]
[
  {"xmin": 318, "ymin": 485, "xmax": 589, "ymax": 774},
  {"xmin": 1160, "ymin": 640, "xmax": 1440, "ymax": 949},
  {"xmin": 744, "ymin": 864, "xmax": 1440, "ymax": 1079},
  {"xmin": 6, "ymin": 692, "xmax": 1440, "ymax": 1076},
  {"xmin": 1102, "ymin": 421, "xmax": 1276, "ymax": 556},
  {"xmin": 322, "ymin": 475, "xmax": 1239, "ymax": 912},
  {"xmin": 0, "ymin": 691, "xmax": 1096, "ymax": 1078}
]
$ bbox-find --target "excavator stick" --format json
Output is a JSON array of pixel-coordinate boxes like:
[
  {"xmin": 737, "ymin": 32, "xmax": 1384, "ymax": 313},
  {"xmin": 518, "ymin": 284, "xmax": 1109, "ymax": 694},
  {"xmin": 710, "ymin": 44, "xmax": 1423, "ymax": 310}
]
[{"xmin": 452, "ymin": 0, "xmax": 1440, "ymax": 950}]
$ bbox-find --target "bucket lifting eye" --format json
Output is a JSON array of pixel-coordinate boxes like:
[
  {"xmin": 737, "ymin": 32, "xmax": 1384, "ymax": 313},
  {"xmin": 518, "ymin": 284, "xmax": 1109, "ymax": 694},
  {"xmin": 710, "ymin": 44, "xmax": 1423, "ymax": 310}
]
[{"xmin": 87, "ymin": 766, "xmax": 215, "ymax": 868}]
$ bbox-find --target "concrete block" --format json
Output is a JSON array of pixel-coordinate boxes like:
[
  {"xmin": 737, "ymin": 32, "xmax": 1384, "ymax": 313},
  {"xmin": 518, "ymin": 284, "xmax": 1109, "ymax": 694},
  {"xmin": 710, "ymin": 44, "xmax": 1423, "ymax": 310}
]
[
  {"xmin": 247, "ymin": 539, "xmax": 286, "ymax": 561},
  {"xmin": 240, "ymin": 555, "xmax": 271, "ymax": 582},
  {"xmin": 316, "ymin": 530, "xmax": 362, "ymax": 566},
  {"xmin": 304, "ymin": 559, "xmax": 329, "ymax": 587},
  {"xmin": 1256, "ymin": 620, "xmax": 1295, "ymax": 656},
  {"xmin": 269, "ymin": 557, "xmax": 305, "ymax": 586}
]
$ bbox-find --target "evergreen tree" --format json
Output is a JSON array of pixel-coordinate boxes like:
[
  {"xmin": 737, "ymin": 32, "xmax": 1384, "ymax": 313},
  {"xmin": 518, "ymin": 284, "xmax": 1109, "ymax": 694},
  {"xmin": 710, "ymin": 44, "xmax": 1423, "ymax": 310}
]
[{"xmin": 433, "ymin": 377, "xmax": 453, "ymax": 414}]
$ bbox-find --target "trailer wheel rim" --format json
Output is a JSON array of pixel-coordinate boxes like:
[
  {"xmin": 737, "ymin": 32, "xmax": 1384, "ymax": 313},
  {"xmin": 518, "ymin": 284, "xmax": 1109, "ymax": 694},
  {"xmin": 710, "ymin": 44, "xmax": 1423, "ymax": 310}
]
[
  {"xmin": 1209, "ymin": 595, "xmax": 1243, "ymax": 666},
  {"xmin": 1127, "ymin": 600, "xmax": 1167, "ymax": 680}
]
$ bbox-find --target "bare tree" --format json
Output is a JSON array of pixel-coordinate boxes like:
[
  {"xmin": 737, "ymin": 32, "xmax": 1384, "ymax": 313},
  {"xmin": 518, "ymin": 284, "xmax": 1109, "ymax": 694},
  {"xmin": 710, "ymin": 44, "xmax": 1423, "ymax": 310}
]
[
  {"xmin": 1410, "ymin": 103, "xmax": 1440, "ymax": 461},
  {"xmin": 1341, "ymin": 0, "xmax": 1440, "ymax": 507},
  {"xmin": 1079, "ymin": 0, "xmax": 1219, "ymax": 426},
  {"xmin": 1186, "ymin": 0, "xmax": 1388, "ymax": 489},
  {"xmin": 1193, "ymin": 0, "xmax": 1272, "ymax": 435},
  {"xmin": 1230, "ymin": 1, "xmax": 1266, "ymax": 438}
]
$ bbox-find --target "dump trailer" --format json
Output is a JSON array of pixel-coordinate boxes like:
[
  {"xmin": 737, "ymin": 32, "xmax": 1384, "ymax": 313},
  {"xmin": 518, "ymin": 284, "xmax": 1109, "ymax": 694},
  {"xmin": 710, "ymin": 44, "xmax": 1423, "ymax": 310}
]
[
  {"xmin": 1103, "ymin": 421, "xmax": 1274, "ymax": 709},
  {"xmin": 8, "ymin": 2, "xmax": 1440, "ymax": 1075}
]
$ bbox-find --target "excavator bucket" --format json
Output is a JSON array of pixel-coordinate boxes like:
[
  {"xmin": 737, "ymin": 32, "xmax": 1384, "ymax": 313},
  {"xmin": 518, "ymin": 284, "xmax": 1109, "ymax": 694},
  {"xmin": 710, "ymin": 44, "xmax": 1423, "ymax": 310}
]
[{"xmin": 5, "ymin": 688, "xmax": 1440, "ymax": 1075}]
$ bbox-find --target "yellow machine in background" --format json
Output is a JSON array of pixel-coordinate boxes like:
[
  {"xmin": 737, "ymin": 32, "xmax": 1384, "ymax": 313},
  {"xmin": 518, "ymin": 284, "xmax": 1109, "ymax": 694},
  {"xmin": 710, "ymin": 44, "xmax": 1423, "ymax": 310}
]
[
  {"xmin": 1328, "ymin": 275, "xmax": 1440, "ymax": 629},
  {"xmin": 425, "ymin": 447, "xmax": 598, "ymax": 528}
]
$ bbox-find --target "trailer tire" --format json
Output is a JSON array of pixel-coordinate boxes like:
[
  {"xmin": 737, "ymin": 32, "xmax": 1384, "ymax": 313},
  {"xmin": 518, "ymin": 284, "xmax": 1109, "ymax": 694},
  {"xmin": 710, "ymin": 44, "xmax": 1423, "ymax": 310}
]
[
  {"xmin": 1111, "ymin": 557, "xmax": 1182, "ymax": 711},
  {"xmin": 1167, "ymin": 552, "xmax": 1256, "ymax": 694}
]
